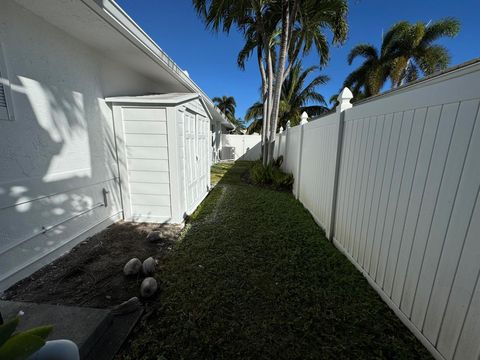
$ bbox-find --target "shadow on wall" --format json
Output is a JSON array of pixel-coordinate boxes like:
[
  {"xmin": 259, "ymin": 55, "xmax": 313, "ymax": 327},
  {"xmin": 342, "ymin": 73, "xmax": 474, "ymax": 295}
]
[
  {"xmin": 0, "ymin": 73, "xmax": 122, "ymax": 289},
  {"xmin": 238, "ymin": 141, "xmax": 262, "ymax": 162}
]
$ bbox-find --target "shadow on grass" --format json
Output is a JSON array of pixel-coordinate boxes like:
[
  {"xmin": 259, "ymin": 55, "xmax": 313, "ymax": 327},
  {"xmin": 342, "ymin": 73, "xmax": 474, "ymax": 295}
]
[
  {"xmin": 211, "ymin": 161, "xmax": 252, "ymax": 188},
  {"xmin": 119, "ymin": 161, "xmax": 432, "ymax": 360}
]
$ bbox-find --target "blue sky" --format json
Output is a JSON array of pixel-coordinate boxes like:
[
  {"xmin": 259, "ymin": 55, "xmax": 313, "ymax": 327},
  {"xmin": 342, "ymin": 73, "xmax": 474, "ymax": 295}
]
[{"xmin": 117, "ymin": 0, "xmax": 479, "ymax": 121}]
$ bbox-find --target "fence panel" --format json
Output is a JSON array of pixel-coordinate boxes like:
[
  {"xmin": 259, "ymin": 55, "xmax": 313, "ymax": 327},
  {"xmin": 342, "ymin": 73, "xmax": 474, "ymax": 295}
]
[
  {"xmin": 297, "ymin": 112, "xmax": 339, "ymax": 234},
  {"xmin": 282, "ymin": 127, "xmax": 302, "ymax": 198},
  {"xmin": 279, "ymin": 60, "xmax": 480, "ymax": 360},
  {"xmin": 333, "ymin": 62, "xmax": 480, "ymax": 360},
  {"xmin": 274, "ymin": 132, "xmax": 288, "ymax": 159}
]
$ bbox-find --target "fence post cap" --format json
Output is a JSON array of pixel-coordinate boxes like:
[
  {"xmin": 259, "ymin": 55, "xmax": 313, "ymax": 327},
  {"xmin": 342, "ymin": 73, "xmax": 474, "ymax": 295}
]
[
  {"xmin": 300, "ymin": 111, "xmax": 309, "ymax": 124},
  {"xmin": 279, "ymin": 126, "xmax": 284, "ymax": 133},
  {"xmin": 337, "ymin": 87, "xmax": 353, "ymax": 112},
  {"xmin": 286, "ymin": 120, "xmax": 291, "ymax": 128}
]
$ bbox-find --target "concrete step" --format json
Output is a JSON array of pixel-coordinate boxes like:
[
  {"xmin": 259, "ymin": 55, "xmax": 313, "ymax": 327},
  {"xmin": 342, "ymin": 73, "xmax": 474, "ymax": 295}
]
[
  {"xmin": 0, "ymin": 300, "xmax": 112, "ymax": 358},
  {"xmin": 85, "ymin": 307, "xmax": 143, "ymax": 360}
]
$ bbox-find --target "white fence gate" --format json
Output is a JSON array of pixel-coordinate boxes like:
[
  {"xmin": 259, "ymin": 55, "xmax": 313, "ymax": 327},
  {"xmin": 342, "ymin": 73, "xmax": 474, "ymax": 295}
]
[{"xmin": 275, "ymin": 59, "xmax": 480, "ymax": 360}]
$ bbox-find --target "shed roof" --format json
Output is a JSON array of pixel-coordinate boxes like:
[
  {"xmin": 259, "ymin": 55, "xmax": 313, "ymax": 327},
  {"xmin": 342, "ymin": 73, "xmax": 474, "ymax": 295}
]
[
  {"xmin": 106, "ymin": 92, "xmax": 214, "ymax": 120},
  {"xmin": 105, "ymin": 93, "xmax": 199, "ymax": 104}
]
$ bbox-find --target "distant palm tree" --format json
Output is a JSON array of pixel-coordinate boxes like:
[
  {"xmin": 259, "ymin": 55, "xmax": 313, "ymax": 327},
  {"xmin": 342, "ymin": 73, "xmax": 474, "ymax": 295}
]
[
  {"xmin": 328, "ymin": 93, "xmax": 339, "ymax": 108},
  {"xmin": 343, "ymin": 43, "xmax": 390, "ymax": 98},
  {"xmin": 343, "ymin": 17, "xmax": 460, "ymax": 98},
  {"xmin": 386, "ymin": 18, "xmax": 460, "ymax": 87},
  {"xmin": 212, "ymin": 95, "xmax": 237, "ymax": 121},
  {"xmin": 246, "ymin": 62, "xmax": 329, "ymax": 133}
]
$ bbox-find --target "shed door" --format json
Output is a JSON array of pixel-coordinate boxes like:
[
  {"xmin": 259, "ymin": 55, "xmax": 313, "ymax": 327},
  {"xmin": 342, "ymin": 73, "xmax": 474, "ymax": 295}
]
[
  {"xmin": 184, "ymin": 111, "xmax": 209, "ymax": 211},
  {"xmin": 122, "ymin": 106, "xmax": 171, "ymax": 222}
]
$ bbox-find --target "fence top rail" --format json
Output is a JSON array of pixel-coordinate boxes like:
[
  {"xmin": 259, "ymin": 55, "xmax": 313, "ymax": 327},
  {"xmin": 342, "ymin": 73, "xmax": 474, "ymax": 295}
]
[
  {"xmin": 353, "ymin": 57, "xmax": 480, "ymax": 107},
  {"xmin": 285, "ymin": 125, "xmax": 302, "ymax": 134},
  {"xmin": 304, "ymin": 112, "xmax": 339, "ymax": 129}
]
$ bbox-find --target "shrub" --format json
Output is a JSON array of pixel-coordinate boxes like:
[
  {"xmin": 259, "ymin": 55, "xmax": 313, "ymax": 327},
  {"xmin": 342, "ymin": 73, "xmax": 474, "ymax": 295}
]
[
  {"xmin": 250, "ymin": 162, "xmax": 272, "ymax": 185},
  {"xmin": 271, "ymin": 167, "xmax": 294, "ymax": 190},
  {"xmin": 249, "ymin": 160, "xmax": 293, "ymax": 191}
]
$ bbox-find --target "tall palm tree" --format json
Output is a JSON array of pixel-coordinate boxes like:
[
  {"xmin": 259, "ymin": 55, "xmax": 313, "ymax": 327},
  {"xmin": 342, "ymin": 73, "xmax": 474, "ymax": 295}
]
[
  {"xmin": 212, "ymin": 95, "xmax": 237, "ymax": 121},
  {"xmin": 193, "ymin": 0, "xmax": 348, "ymax": 163},
  {"xmin": 343, "ymin": 44, "xmax": 390, "ymax": 98},
  {"xmin": 343, "ymin": 18, "xmax": 460, "ymax": 98},
  {"xmin": 246, "ymin": 62, "xmax": 329, "ymax": 133},
  {"xmin": 386, "ymin": 18, "xmax": 460, "ymax": 87}
]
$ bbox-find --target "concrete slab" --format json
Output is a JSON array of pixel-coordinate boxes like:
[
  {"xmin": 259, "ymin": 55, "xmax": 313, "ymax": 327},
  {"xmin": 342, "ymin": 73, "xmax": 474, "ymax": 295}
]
[
  {"xmin": 0, "ymin": 300, "xmax": 112, "ymax": 358},
  {"xmin": 86, "ymin": 308, "xmax": 144, "ymax": 360}
]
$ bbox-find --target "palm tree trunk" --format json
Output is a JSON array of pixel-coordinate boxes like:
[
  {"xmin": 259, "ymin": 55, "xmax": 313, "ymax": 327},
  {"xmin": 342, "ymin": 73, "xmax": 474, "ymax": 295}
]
[
  {"xmin": 268, "ymin": 0, "xmax": 291, "ymax": 163},
  {"xmin": 263, "ymin": 48, "xmax": 274, "ymax": 166},
  {"xmin": 256, "ymin": 34, "xmax": 268, "ymax": 164}
]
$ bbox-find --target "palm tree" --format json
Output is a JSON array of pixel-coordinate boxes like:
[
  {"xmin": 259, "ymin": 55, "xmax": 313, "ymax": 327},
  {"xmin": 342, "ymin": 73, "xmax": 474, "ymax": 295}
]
[
  {"xmin": 212, "ymin": 95, "xmax": 237, "ymax": 121},
  {"xmin": 246, "ymin": 62, "xmax": 329, "ymax": 133},
  {"xmin": 193, "ymin": 0, "xmax": 348, "ymax": 163},
  {"xmin": 343, "ymin": 44, "xmax": 390, "ymax": 98},
  {"xmin": 386, "ymin": 18, "xmax": 460, "ymax": 87},
  {"xmin": 343, "ymin": 18, "xmax": 460, "ymax": 98},
  {"xmin": 266, "ymin": 0, "xmax": 348, "ymax": 163}
]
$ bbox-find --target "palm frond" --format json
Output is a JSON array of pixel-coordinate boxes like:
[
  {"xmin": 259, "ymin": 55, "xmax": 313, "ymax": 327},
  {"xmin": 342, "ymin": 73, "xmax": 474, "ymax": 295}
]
[
  {"xmin": 347, "ymin": 44, "xmax": 378, "ymax": 65},
  {"xmin": 244, "ymin": 101, "xmax": 264, "ymax": 121},
  {"xmin": 422, "ymin": 17, "xmax": 460, "ymax": 45}
]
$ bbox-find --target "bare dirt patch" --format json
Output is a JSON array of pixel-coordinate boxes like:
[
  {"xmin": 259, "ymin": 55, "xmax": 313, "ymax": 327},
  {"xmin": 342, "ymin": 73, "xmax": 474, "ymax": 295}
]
[{"xmin": 2, "ymin": 222, "xmax": 181, "ymax": 309}]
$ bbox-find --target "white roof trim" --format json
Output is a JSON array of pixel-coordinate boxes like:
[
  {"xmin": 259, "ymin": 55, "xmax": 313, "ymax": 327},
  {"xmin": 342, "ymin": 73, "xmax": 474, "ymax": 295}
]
[
  {"xmin": 105, "ymin": 93, "xmax": 199, "ymax": 104},
  {"xmin": 84, "ymin": 0, "xmax": 235, "ymax": 129}
]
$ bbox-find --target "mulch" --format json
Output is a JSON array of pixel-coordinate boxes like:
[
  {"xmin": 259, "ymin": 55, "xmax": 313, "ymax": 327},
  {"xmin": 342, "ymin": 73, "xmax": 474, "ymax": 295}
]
[{"xmin": 2, "ymin": 221, "xmax": 181, "ymax": 309}]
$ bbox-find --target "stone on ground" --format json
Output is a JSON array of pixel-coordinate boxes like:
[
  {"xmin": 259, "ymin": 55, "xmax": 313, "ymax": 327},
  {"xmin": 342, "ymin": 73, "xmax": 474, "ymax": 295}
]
[
  {"xmin": 142, "ymin": 257, "xmax": 156, "ymax": 275},
  {"xmin": 146, "ymin": 231, "xmax": 162, "ymax": 242},
  {"xmin": 140, "ymin": 277, "xmax": 157, "ymax": 298},
  {"xmin": 123, "ymin": 258, "xmax": 141, "ymax": 276}
]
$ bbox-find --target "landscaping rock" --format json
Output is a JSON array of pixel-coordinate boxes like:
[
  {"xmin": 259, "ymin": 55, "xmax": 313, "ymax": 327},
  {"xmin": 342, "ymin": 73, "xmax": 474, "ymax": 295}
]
[
  {"xmin": 123, "ymin": 258, "xmax": 142, "ymax": 276},
  {"xmin": 146, "ymin": 231, "xmax": 162, "ymax": 243},
  {"xmin": 140, "ymin": 277, "xmax": 158, "ymax": 298},
  {"xmin": 112, "ymin": 297, "xmax": 141, "ymax": 315},
  {"xmin": 142, "ymin": 257, "xmax": 156, "ymax": 275}
]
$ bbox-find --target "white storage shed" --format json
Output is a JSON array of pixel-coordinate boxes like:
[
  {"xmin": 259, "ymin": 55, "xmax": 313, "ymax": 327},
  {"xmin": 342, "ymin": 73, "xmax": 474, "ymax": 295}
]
[{"xmin": 107, "ymin": 93, "xmax": 212, "ymax": 224}]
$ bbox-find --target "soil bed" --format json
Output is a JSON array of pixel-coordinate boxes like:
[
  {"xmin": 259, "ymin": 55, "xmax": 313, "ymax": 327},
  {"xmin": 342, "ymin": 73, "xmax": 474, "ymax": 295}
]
[{"xmin": 3, "ymin": 222, "xmax": 181, "ymax": 309}]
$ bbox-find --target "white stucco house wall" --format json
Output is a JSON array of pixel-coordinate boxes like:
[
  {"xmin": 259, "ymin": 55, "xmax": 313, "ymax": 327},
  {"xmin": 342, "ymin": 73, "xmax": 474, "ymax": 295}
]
[{"xmin": 0, "ymin": 0, "xmax": 234, "ymax": 291}]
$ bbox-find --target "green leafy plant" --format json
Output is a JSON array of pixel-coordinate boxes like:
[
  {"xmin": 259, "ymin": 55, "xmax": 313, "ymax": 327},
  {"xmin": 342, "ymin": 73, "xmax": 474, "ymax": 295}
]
[
  {"xmin": 271, "ymin": 167, "xmax": 294, "ymax": 190},
  {"xmin": 250, "ymin": 161, "xmax": 272, "ymax": 185},
  {"xmin": 249, "ymin": 160, "xmax": 293, "ymax": 191},
  {"xmin": 0, "ymin": 316, "xmax": 53, "ymax": 360}
]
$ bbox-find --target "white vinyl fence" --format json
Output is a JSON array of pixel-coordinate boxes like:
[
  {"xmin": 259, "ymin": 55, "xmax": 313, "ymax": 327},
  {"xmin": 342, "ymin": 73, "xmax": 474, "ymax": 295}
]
[
  {"xmin": 274, "ymin": 59, "xmax": 480, "ymax": 360},
  {"xmin": 220, "ymin": 134, "xmax": 261, "ymax": 161}
]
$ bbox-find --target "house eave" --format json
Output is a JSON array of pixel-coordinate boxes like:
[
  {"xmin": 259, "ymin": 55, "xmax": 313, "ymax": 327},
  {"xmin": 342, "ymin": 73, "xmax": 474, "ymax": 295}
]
[{"xmin": 15, "ymin": 0, "xmax": 235, "ymax": 128}]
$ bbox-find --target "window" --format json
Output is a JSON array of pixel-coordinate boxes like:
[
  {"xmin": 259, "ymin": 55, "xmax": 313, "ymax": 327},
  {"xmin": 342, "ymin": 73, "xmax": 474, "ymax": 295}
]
[{"xmin": 0, "ymin": 43, "xmax": 14, "ymax": 121}]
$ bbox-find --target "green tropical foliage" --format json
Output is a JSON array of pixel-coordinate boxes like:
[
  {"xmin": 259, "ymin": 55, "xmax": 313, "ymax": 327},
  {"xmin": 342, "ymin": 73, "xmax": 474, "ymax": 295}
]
[
  {"xmin": 212, "ymin": 95, "xmax": 236, "ymax": 119},
  {"xmin": 387, "ymin": 18, "xmax": 460, "ymax": 87},
  {"xmin": 344, "ymin": 43, "xmax": 390, "ymax": 98},
  {"xmin": 0, "ymin": 316, "xmax": 53, "ymax": 360},
  {"xmin": 213, "ymin": 95, "xmax": 246, "ymax": 130},
  {"xmin": 249, "ymin": 160, "xmax": 294, "ymax": 191},
  {"xmin": 193, "ymin": 0, "xmax": 348, "ymax": 163},
  {"xmin": 344, "ymin": 17, "xmax": 460, "ymax": 99},
  {"xmin": 246, "ymin": 62, "xmax": 329, "ymax": 134}
]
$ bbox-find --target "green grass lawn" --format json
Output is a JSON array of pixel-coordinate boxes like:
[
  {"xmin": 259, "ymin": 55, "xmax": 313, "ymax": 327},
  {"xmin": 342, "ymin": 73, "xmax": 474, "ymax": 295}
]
[
  {"xmin": 120, "ymin": 161, "xmax": 431, "ymax": 360},
  {"xmin": 210, "ymin": 161, "xmax": 234, "ymax": 186}
]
